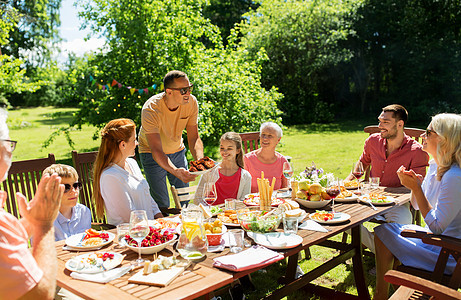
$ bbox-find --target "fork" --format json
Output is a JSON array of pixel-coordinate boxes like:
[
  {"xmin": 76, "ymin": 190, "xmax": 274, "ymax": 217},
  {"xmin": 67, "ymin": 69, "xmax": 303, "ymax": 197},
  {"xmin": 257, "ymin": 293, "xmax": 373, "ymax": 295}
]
[{"xmin": 366, "ymin": 200, "xmax": 378, "ymax": 210}]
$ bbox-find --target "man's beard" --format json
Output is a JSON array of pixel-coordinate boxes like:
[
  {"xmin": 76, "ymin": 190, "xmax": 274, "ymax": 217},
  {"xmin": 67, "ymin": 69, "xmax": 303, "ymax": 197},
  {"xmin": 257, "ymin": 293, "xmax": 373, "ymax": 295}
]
[{"xmin": 381, "ymin": 125, "xmax": 398, "ymax": 140}]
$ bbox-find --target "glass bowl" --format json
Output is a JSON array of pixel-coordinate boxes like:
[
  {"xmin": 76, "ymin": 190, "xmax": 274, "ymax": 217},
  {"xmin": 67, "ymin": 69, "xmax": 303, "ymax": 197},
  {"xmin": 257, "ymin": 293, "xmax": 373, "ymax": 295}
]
[{"xmin": 237, "ymin": 209, "xmax": 282, "ymax": 233}]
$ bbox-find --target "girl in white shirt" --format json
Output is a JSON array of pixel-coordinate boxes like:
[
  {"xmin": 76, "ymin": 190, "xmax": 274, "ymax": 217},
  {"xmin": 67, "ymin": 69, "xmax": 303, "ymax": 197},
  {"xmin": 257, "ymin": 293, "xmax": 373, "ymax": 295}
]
[{"xmin": 93, "ymin": 118, "xmax": 162, "ymax": 226}]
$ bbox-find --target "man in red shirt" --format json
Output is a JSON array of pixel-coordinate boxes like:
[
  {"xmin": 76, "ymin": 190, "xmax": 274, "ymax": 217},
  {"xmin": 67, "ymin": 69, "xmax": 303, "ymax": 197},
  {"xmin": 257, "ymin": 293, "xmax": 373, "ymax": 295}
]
[{"xmin": 346, "ymin": 104, "xmax": 429, "ymax": 252}]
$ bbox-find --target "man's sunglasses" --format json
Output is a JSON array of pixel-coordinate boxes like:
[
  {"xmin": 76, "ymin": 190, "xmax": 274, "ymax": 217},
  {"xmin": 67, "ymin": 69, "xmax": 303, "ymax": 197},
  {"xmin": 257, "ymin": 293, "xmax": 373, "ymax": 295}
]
[
  {"xmin": 64, "ymin": 182, "xmax": 82, "ymax": 193},
  {"xmin": 168, "ymin": 84, "xmax": 193, "ymax": 95}
]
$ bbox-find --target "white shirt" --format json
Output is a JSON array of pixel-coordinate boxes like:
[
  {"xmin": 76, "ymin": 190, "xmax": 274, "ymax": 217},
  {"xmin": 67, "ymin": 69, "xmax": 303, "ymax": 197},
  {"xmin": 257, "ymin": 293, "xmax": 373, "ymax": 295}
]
[{"xmin": 100, "ymin": 158, "xmax": 161, "ymax": 226}]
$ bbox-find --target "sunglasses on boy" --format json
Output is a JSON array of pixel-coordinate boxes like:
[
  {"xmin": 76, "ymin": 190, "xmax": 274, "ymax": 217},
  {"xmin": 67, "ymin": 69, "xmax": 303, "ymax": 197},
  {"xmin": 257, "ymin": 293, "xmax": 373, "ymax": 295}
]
[
  {"xmin": 168, "ymin": 84, "xmax": 193, "ymax": 95},
  {"xmin": 64, "ymin": 182, "xmax": 82, "ymax": 193}
]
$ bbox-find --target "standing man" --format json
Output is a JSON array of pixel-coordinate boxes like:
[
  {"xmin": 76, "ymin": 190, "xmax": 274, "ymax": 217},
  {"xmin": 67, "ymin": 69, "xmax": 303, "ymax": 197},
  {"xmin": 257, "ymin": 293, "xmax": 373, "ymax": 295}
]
[
  {"xmin": 346, "ymin": 104, "xmax": 429, "ymax": 252},
  {"xmin": 139, "ymin": 70, "xmax": 203, "ymax": 210}
]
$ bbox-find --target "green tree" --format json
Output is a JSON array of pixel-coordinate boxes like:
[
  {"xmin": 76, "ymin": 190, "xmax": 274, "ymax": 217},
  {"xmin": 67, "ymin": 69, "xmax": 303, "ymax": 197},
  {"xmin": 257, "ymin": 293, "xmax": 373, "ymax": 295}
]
[
  {"xmin": 238, "ymin": 0, "xmax": 361, "ymax": 124},
  {"xmin": 58, "ymin": 0, "xmax": 281, "ymax": 146}
]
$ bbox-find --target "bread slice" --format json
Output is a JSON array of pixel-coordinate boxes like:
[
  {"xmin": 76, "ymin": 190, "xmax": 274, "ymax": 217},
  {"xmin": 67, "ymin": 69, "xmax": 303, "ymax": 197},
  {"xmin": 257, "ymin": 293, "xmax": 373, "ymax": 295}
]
[
  {"xmin": 285, "ymin": 208, "xmax": 303, "ymax": 218},
  {"xmin": 199, "ymin": 203, "xmax": 212, "ymax": 219}
]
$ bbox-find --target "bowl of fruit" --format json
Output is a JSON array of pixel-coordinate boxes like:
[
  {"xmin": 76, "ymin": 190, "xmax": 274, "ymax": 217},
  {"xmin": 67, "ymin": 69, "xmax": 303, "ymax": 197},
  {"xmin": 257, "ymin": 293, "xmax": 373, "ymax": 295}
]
[
  {"xmin": 122, "ymin": 226, "xmax": 177, "ymax": 254},
  {"xmin": 237, "ymin": 208, "xmax": 282, "ymax": 233}
]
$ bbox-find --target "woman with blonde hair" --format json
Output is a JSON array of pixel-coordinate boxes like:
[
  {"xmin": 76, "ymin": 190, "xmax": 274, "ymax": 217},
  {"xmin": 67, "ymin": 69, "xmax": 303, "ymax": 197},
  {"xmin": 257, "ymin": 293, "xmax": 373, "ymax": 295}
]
[
  {"xmin": 194, "ymin": 132, "xmax": 251, "ymax": 205},
  {"xmin": 373, "ymin": 113, "xmax": 461, "ymax": 300},
  {"xmin": 93, "ymin": 118, "xmax": 162, "ymax": 226}
]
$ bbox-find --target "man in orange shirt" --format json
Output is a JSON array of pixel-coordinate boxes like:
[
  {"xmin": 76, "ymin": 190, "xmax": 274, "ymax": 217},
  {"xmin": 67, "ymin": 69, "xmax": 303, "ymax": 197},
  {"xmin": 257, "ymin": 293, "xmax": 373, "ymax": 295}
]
[
  {"xmin": 139, "ymin": 70, "xmax": 203, "ymax": 210},
  {"xmin": 0, "ymin": 109, "xmax": 64, "ymax": 299}
]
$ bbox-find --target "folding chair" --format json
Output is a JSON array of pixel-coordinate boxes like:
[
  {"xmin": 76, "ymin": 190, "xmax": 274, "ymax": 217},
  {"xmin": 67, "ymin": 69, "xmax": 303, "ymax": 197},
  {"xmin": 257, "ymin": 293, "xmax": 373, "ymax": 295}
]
[{"xmin": 1, "ymin": 154, "xmax": 56, "ymax": 219}]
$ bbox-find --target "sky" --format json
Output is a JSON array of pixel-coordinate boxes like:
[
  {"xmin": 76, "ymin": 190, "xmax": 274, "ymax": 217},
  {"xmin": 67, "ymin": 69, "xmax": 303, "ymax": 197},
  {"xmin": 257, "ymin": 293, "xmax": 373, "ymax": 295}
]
[{"xmin": 57, "ymin": 0, "xmax": 104, "ymax": 62}]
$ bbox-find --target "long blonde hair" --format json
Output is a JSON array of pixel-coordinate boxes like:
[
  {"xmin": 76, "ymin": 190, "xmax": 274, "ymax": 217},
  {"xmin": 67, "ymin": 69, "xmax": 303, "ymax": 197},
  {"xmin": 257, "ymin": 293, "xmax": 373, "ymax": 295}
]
[
  {"xmin": 93, "ymin": 118, "xmax": 136, "ymax": 219},
  {"xmin": 221, "ymin": 132, "xmax": 244, "ymax": 169},
  {"xmin": 430, "ymin": 113, "xmax": 461, "ymax": 180}
]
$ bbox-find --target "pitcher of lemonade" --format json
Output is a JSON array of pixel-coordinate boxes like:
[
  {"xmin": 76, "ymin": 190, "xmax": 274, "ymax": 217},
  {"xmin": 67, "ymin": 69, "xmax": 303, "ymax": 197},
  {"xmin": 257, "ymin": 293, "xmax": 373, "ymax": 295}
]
[{"xmin": 177, "ymin": 208, "xmax": 208, "ymax": 260}]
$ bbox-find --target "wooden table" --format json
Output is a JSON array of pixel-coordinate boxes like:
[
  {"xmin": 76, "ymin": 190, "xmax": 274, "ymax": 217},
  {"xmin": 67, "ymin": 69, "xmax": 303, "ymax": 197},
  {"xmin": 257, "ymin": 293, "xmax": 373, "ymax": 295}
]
[{"xmin": 55, "ymin": 186, "xmax": 410, "ymax": 300}]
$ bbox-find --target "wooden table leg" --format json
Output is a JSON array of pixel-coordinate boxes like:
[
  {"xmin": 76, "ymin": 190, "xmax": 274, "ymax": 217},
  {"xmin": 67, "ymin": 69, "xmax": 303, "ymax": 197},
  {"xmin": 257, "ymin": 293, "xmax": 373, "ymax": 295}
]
[
  {"xmin": 351, "ymin": 225, "xmax": 371, "ymax": 300},
  {"xmin": 278, "ymin": 254, "xmax": 298, "ymax": 284}
]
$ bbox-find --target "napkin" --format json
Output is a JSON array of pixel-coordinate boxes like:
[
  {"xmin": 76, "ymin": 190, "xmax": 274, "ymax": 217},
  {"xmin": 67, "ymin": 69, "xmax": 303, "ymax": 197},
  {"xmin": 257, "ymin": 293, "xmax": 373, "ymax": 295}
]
[
  {"xmin": 70, "ymin": 266, "xmax": 131, "ymax": 283},
  {"xmin": 213, "ymin": 246, "xmax": 284, "ymax": 272},
  {"xmin": 299, "ymin": 220, "xmax": 329, "ymax": 232}
]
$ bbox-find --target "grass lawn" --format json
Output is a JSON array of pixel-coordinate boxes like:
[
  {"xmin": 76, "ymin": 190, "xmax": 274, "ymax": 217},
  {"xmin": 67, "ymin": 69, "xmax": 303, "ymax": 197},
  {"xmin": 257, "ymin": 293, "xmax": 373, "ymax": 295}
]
[{"xmin": 8, "ymin": 106, "xmax": 382, "ymax": 299}]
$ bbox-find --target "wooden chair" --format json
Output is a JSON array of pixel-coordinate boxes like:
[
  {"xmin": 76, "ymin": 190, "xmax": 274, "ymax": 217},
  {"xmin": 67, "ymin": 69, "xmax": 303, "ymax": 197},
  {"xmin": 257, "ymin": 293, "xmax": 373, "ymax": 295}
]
[
  {"xmin": 1, "ymin": 154, "xmax": 56, "ymax": 219},
  {"xmin": 71, "ymin": 150, "xmax": 114, "ymax": 229},
  {"xmin": 384, "ymin": 229, "xmax": 461, "ymax": 299},
  {"xmin": 168, "ymin": 185, "xmax": 198, "ymax": 215},
  {"xmin": 239, "ymin": 132, "xmax": 260, "ymax": 154}
]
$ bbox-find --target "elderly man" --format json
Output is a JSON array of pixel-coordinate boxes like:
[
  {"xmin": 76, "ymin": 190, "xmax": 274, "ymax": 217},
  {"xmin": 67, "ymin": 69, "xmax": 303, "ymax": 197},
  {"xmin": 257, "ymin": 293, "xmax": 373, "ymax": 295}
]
[
  {"xmin": 139, "ymin": 70, "xmax": 204, "ymax": 210},
  {"xmin": 346, "ymin": 104, "xmax": 429, "ymax": 253},
  {"xmin": 0, "ymin": 109, "xmax": 64, "ymax": 299}
]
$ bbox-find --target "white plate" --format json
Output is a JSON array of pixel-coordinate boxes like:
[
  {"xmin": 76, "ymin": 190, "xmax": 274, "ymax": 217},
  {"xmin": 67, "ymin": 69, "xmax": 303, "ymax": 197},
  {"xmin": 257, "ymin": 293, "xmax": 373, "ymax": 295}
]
[
  {"xmin": 189, "ymin": 161, "xmax": 219, "ymax": 175},
  {"xmin": 121, "ymin": 235, "xmax": 177, "ymax": 255},
  {"xmin": 65, "ymin": 252, "xmax": 124, "ymax": 274},
  {"xmin": 309, "ymin": 212, "xmax": 351, "ymax": 224},
  {"xmin": 295, "ymin": 198, "xmax": 332, "ymax": 209},
  {"xmin": 276, "ymin": 190, "xmax": 292, "ymax": 198},
  {"xmin": 334, "ymin": 195, "xmax": 359, "ymax": 203},
  {"xmin": 247, "ymin": 232, "xmax": 303, "ymax": 250},
  {"xmin": 65, "ymin": 232, "xmax": 115, "ymax": 250},
  {"xmin": 358, "ymin": 195, "xmax": 396, "ymax": 206}
]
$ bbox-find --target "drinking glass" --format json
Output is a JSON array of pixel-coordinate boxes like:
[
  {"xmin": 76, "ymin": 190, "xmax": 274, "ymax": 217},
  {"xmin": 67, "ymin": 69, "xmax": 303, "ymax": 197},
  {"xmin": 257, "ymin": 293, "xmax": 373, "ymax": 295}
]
[
  {"xmin": 283, "ymin": 216, "xmax": 298, "ymax": 235},
  {"xmin": 129, "ymin": 210, "xmax": 149, "ymax": 266},
  {"xmin": 203, "ymin": 182, "xmax": 217, "ymax": 206},
  {"xmin": 352, "ymin": 161, "xmax": 365, "ymax": 193},
  {"xmin": 370, "ymin": 177, "xmax": 380, "ymax": 189},
  {"xmin": 229, "ymin": 229, "xmax": 244, "ymax": 253},
  {"xmin": 326, "ymin": 178, "xmax": 341, "ymax": 213},
  {"xmin": 282, "ymin": 161, "xmax": 294, "ymax": 190},
  {"xmin": 116, "ymin": 223, "xmax": 130, "ymax": 249}
]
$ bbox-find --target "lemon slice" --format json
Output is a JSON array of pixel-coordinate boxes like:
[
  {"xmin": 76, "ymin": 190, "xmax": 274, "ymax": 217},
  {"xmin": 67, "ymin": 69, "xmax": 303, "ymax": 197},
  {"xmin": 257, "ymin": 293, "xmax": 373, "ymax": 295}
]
[{"xmin": 182, "ymin": 221, "xmax": 204, "ymax": 241}]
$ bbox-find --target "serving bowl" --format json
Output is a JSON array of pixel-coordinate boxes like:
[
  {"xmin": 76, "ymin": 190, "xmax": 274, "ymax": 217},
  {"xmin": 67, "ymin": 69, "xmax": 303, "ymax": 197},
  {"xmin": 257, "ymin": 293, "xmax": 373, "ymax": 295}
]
[
  {"xmin": 295, "ymin": 198, "xmax": 332, "ymax": 209},
  {"xmin": 121, "ymin": 234, "xmax": 177, "ymax": 255},
  {"xmin": 237, "ymin": 209, "xmax": 282, "ymax": 233}
]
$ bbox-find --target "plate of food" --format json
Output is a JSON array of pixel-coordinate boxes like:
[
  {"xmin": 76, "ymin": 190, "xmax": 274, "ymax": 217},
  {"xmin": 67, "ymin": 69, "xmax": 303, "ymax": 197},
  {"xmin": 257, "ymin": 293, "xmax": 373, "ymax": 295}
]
[
  {"xmin": 309, "ymin": 210, "xmax": 351, "ymax": 224},
  {"xmin": 343, "ymin": 180, "xmax": 360, "ymax": 190},
  {"xmin": 359, "ymin": 193, "xmax": 396, "ymax": 206},
  {"xmin": 122, "ymin": 227, "xmax": 177, "ymax": 255},
  {"xmin": 65, "ymin": 229, "xmax": 115, "ymax": 250},
  {"xmin": 243, "ymin": 194, "xmax": 285, "ymax": 207},
  {"xmin": 335, "ymin": 187, "xmax": 359, "ymax": 203},
  {"xmin": 247, "ymin": 232, "xmax": 303, "ymax": 250},
  {"xmin": 216, "ymin": 208, "xmax": 249, "ymax": 227},
  {"xmin": 189, "ymin": 157, "xmax": 218, "ymax": 175},
  {"xmin": 65, "ymin": 251, "xmax": 124, "ymax": 274}
]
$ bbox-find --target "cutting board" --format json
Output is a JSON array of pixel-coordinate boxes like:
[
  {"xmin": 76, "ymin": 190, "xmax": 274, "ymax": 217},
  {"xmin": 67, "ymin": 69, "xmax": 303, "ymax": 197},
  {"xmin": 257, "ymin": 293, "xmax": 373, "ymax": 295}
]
[{"xmin": 128, "ymin": 262, "xmax": 191, "ymax": 287}]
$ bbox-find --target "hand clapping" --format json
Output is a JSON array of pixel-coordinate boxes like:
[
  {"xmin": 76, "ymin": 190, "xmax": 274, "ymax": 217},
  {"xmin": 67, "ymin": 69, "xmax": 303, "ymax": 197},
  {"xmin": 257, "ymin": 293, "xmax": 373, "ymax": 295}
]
[
  {"xmin": 396, "ymin": 165, "xmax": 422, "ymax": 191},
  {"xmin": 17, "ymin": 173, "xmax": 64, "ymax": 228}
]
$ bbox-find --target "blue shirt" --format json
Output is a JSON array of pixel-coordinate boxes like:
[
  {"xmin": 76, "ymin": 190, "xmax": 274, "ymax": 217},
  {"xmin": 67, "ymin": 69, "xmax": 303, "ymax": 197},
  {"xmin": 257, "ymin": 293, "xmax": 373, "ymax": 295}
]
[{"xmin": 54, "ymin": 203, "xmax": 92, "ymax": 241}]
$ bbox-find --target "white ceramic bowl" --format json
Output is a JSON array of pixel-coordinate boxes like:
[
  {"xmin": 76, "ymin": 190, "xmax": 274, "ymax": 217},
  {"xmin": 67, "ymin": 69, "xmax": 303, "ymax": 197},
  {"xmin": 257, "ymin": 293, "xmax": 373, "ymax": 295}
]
[
  {"xmin": 121, "ymin": 235, "xmax": 177, "ymax": 255},
  {"xmin": 295, "ymin": 198, "xmax": 332, "ymax": 209}
]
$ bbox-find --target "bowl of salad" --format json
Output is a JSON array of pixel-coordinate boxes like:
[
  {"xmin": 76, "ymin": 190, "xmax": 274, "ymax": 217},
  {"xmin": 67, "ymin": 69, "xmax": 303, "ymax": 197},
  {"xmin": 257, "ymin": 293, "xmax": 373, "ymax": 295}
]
[{"xmin": 237, "ymin": 208, "xmax": 282, "ymax": 233}]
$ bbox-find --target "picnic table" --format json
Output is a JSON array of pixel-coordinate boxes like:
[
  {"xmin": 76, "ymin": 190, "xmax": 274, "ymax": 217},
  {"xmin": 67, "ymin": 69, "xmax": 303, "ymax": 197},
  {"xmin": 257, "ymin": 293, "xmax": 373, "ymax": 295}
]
[{"xmin": 55, "ymin": 186, "xmax": 410, "ymax": 300}]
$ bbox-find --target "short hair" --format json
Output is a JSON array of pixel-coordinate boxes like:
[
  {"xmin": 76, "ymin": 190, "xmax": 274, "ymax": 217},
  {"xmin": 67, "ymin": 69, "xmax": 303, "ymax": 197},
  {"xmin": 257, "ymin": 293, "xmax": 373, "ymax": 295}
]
[
  {"xmin": 0, "ymin": 108, "xmax": 9, "ymax": 140},
  {"xmin": 382, "ymin": 104, "xmax": 408, "ymax": 125},
  {"xmin": 430, "ymin": 113, "xmax": 461, "ymax": 180},
  {"xmin": 163, "ymin": 70, "xmax": 187, "ymax": 90},
  {"xmin": 260, "ymin": 122, "xmax": 283, "ymax": 138},
  {"xmin": 43, "ymin": 164, "xmax": 78, "ymax": 180}
]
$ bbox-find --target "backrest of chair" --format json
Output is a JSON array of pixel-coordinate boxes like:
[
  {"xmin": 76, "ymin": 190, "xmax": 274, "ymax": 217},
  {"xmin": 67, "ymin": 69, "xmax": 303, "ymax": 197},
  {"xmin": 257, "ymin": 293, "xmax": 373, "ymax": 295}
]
[
  {"xmin": 363, "ymin": 126, "xmax": 425, "ymax": 144},
  {"xmin": 1, "ymin": 154, "xmax": 56, "ymax": 219},
  {"xmin": 170, "ymin": 185, "xmax": 198, "ymax": 209},
  {"xmin": 71, "ymin": 150, "xmax": 104, "ymax": 223},
  {"xmin": 239, "ymin": 132, "xmax": 260, "ymax": 154}
]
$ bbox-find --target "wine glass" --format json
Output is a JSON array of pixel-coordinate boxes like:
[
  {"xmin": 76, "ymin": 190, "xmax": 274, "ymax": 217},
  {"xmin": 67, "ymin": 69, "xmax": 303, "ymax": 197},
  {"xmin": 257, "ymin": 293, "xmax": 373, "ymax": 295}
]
[
  {"xmin": 352, "ymin": 161, "xmax": 365, "ymax": 193},
  {"xmin": 326, "ymin": 178, "xmax": 341, "ymax": 213},
  {"xmin": 129, "ymin": 210, "xmax": 149, "ymax": 267},
  {"xmin": 282, "ymin": 161, "xmax": 294, "ymax": 190},
  {"xmin": 203, "ymin": 182, "xmax": 217, "ymax": 206}
]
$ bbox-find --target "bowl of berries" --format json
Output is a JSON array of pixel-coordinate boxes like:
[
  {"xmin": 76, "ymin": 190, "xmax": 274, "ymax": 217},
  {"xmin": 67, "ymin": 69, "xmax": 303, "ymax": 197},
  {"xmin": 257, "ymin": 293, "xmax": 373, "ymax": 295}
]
[{"xmin": 122, "ymin": 226, "xmax": 177, "ymax": 254}]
